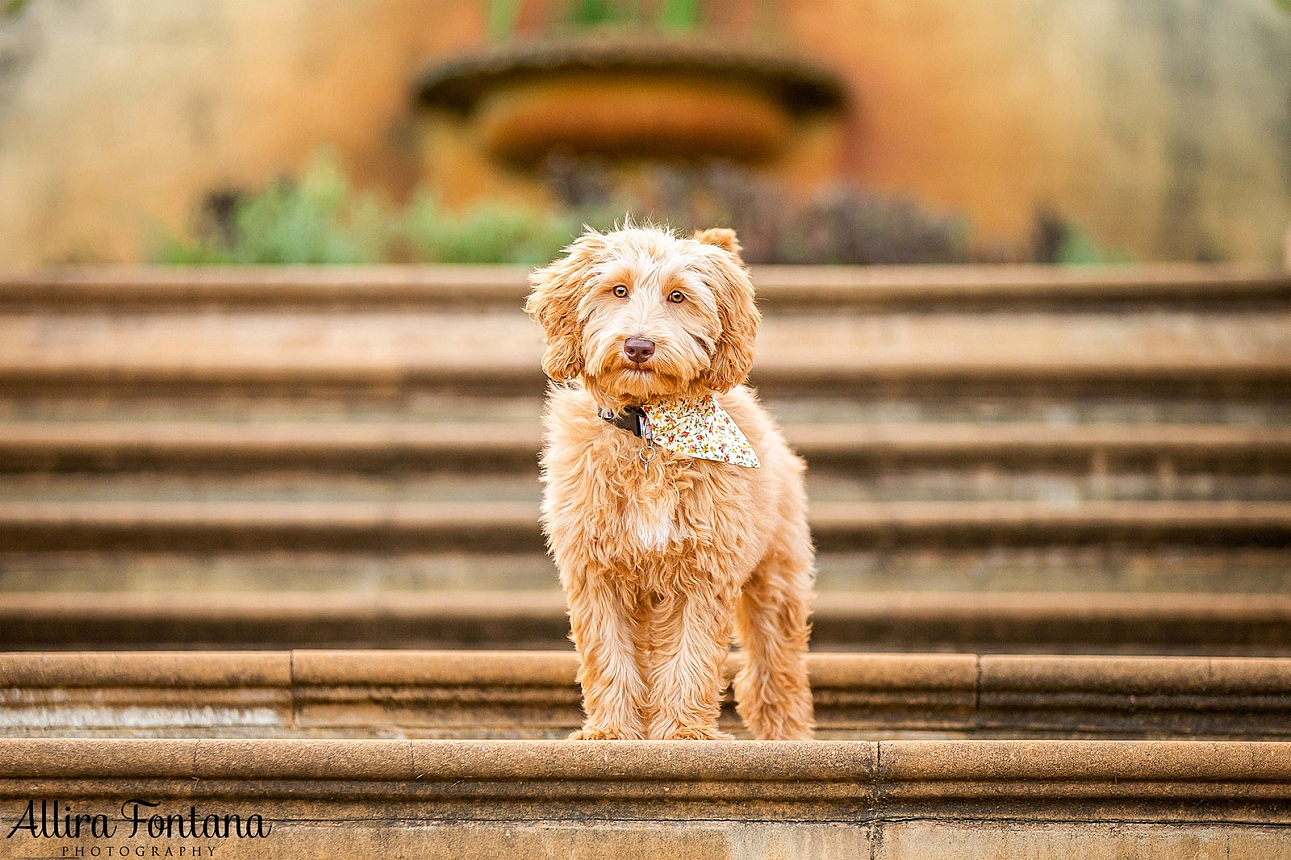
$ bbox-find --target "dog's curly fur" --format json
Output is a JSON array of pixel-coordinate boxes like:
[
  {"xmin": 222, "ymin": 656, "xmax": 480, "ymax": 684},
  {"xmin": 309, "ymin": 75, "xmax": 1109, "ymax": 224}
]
[{"xmin": 526, "ymin": 224, "xmax": 815, "ymax": 741}]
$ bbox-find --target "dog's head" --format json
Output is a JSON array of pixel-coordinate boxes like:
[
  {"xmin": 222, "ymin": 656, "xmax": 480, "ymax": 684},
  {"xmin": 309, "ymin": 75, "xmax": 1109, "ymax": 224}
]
[{"xmin": 525, "ymin": 225, "xmax": 759, "ymax": 404}]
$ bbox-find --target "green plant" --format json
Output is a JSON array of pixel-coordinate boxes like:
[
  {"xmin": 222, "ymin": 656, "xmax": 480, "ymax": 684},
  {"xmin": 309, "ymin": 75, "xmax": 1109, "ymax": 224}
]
[
  {"xmin": 158, "ymin": 151, "xmax": 391, "ymax": 264},
  {"xmin": 657, "ymin": 0, "xmax": 699, "ymax": 30},
  {"xmin": 1031, "ymin": 208, "xmax": 1134, "ymax": 265},
  {"xmin": 399, "ymin": 194, "xmax": 581, "ymax": 264},
  {"xmin": 159, "ymin": 148, "xmax": 1055, "ymax": 267},
  {"xmin": 487, "ymin": 0, "xmax": 525, "ymax": 38},
  {"xmin": 486, "ymin": 0, "xmax": 706, "ymax": 37},
  {"xmin": 1053, "ymin": 226, "xmax": 1111, "ymax": 265},
  {"xmin": 157, "ymin": 150, "xmax": 600, "ymax": 266},
  {"xmin": 569, "ymin": 0, "xmax": 629, "ymax": 26}
]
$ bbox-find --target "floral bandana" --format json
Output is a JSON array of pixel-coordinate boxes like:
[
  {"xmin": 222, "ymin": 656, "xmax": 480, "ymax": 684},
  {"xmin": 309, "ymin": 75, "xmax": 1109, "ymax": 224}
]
[{"xmin": 640, "ymin": 395, "xmax": 761, "ymax": 469}]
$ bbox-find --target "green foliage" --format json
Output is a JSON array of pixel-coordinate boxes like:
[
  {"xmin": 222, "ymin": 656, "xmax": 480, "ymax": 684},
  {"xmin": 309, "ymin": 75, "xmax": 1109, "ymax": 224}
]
[
  {"xmin": 2, "ymin": 0, "xmax": 30, "ymax": 18},
  {"xmin": 161, "ymin": 149, "xmax": 1119, "ymax": 267},
  {"xmin": 399, "ymin": 194, "xmax": 581, "ymax": 265},
  {"xmin": 487, "ymin": 0, "xmax": 525, "ymax": 38},
  {"xmin": 657, "ymin": 0, "xmax": 699, "ymax": 30},
  {"xmin": 1052, "ymin": 224, "xmax": 1133, "ymax": 265},
  {"xmin": 228, "ymin": 154, "xmax": 388, "ymax": 264},
  {"xmin": 158, "ymin": 152, "xmax": 389, "ymax": 264},
  {"xmin": 569, "ymin": 0, "xmax": 628, "ymax": 26},
  {"xmin": 486, "ymin": 0, "xmax": 704, "ymax": 36},
  {"xmin": 154, "ymin": 238, "xmax": 232, "ymax": 265},
  {"xmin": 156, "ymin": 151, "xmax": 593, "ymax": 266},
  {"xmin": 1031, "ymin": 207, "xmax": 1133, "ymax": 266}
]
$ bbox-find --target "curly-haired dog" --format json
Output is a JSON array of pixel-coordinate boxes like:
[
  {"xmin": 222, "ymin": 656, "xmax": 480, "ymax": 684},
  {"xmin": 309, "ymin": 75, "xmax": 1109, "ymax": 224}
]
[{"xmin": 525, "ymin": 224, "xmax": 815, "ymax": 741}]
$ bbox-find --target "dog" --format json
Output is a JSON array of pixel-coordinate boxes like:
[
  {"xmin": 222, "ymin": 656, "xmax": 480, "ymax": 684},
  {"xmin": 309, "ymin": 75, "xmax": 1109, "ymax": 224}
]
[{"xmin": 525, "ymin": 224, "xmax": 815, "ymax": 741}]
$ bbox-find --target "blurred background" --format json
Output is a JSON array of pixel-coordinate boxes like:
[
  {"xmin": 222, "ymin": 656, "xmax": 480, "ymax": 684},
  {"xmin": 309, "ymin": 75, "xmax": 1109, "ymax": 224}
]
[{"xmin": 1, "ymin": 0, "xmax": 1290, "ymax": 266}]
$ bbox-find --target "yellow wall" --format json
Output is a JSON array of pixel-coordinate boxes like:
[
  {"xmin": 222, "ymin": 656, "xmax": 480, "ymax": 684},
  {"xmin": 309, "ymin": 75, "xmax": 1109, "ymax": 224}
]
[{"xmin": 0, "ymin": 0, "xmax": 1287, "ymax": 263}]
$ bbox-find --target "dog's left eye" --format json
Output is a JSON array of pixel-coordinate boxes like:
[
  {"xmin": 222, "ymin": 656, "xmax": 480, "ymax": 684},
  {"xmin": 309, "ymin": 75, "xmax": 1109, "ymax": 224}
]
[
  {"xmin": 612, "ymin": 285, "xmax": 629, "ymax": 298},
  {"xmin": 667, "ymin": 290, "xmax": 685, "ymax": 304}
]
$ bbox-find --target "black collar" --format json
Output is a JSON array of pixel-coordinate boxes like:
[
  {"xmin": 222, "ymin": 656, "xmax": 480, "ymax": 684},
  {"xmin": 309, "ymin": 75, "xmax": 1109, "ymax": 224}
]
[{"xmin": 598, "ymin": 405, "xmax": 650, "ymax": 439}]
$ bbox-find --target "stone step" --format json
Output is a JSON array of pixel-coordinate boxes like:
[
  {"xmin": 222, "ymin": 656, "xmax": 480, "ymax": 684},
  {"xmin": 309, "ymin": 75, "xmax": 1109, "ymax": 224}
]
[
  {"xmin": 0, "ymin": 496, "xmax": 1286, "ymax": 550},
  {"xmin": 4, "ymin": 265, "xmax": 1288, "ymax": 399},
  {"xmin": 4, "ymin": 263, "xmax": 1286, "ymax": 308},
  {"xmin": 5, "ymin": 464, "xmax": 1286, "ymax": 504},
  {"xmin": 0, "ymin": 737, "xmax": 1287, "ymax": 858},
  {"xmin": 3, "ymin": 308, "xmax": 1286, "ymax": 391},
  {"xmin": 6, "ymin": 388, "xmax": 1285, "ymax": 426},
  {"xmin": 2, "ymin": 591, "xmax": 1289, "ymax": 655},
  {"xmin": 4, "ymin": 546, "xmax": 1290, "ymax": 595},
  {"xmin": 0, "ymin": 499, "xmax": 1287, "ymax": 554},
  {"xmin": 4, "ymin": 420, "xmax": 1289, "ymax": 470},
  {"xmin": 3, "ymin": 649, "xmax": 1290, "ymax": 740}
]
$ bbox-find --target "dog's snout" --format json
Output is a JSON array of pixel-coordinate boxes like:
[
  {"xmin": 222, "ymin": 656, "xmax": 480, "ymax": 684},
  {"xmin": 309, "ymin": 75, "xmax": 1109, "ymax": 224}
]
[{"xmin": 623, "ymin": 337, "xmax": 656, "ymax": 364}]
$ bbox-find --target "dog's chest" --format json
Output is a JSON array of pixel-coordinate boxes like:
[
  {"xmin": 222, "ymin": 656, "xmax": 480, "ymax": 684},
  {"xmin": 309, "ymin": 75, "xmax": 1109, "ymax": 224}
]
[
  {"xmin": 592, "ymin": 448, "xmax": 698, "ymax": 554},
  {"xmin": 622, "ymin": 494, "xmax": 688, "ymax": 552}
]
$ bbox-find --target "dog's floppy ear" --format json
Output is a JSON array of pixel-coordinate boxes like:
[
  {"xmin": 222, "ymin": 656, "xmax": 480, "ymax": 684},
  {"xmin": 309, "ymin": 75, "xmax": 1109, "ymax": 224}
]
[
  {"xmin": 694, "ymin": 227, "xmax": 741, "ymax": 255},
  {"xmin": 525, "ymin": 230, "xmax": 604, "ymax": 381},
  {"xmin": 697, "ymin": 230, "xmax": 760, "ymax": 392}
]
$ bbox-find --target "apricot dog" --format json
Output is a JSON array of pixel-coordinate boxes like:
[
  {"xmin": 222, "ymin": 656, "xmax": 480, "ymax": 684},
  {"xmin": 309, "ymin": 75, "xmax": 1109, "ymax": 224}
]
[{"xmin": 525, "ymin": 224, "xmax": 815, "ymax": 741}]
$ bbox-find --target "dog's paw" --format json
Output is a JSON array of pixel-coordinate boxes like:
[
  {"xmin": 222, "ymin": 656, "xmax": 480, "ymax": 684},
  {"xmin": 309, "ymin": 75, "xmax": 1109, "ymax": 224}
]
[
  {"xmin": 655, "ymin": 724, "xmax": 735, "ymax": 741},
  {"xmin": 569, "ymin": 726, "xmax": 636, "ymax": 741}
]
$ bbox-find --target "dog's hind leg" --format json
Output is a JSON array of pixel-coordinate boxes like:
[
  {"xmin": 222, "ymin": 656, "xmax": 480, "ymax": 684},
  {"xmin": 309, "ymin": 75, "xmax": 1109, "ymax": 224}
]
[{"xmin": 733, "ymin": 536, "xmax": 815, "ymax": 740}]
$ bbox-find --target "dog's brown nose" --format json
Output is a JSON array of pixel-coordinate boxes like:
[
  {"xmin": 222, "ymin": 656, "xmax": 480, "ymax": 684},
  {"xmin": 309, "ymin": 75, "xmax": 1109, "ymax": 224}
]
[{"xmin": 623, "ymin": 337, "xmax": 656, "ymax": 364}]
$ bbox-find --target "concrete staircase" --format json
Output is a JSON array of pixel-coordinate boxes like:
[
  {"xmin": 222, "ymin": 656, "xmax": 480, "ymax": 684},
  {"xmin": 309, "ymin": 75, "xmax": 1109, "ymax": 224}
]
[
  {"xmin": 1, "ymin": 264, "xmax": 1290, "ymax": 857},
  {"xmin": 1, "ymin": 264, "xmax": 1288, "ymax": 652}
]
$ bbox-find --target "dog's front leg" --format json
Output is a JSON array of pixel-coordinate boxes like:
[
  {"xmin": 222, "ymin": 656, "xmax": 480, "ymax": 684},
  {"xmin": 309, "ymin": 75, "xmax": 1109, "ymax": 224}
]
[
  {"xmin": 645, "ymin": 582, "xmax": 737, "ymax": 740},
  {"xmin": 565, "ymin": 569, "xmax": 648, "ymax": 740}
]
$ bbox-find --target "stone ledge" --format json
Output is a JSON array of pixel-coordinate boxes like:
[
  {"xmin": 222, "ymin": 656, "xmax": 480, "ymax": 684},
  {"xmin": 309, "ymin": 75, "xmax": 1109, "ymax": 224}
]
[
  {"xmin": 3, "ymin": 591, "xmax": 1289, "ymax": 654},
  {"xmin": 3, "ymin": 743, "xmax": 1289, "ymax": 860},
  {"xmin": 0, "ymin": 651, "xmax": 291, "ymax": 688},
  {"xmin": 5, "ymin": 650, "xmax": 1291, "ymax": 740},
  {"xmin": 2, "ymin": 500, "xmax": 1288, "ymax": 554},
  {"xmin": 1, "ymin": 264, "xmax": 1286, "ymax": 308},
  {"xmin": 1, "ymin": 738, "xmax": 1289, "ymax": 808},
  {"xmin": 2, "ymin": 421, "xmax": 1289, "ymax": 464}
]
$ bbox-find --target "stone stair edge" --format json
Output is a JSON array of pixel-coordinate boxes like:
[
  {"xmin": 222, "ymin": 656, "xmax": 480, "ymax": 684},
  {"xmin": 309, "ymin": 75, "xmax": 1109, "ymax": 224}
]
[
  {"xmin": 4, "ymin": 648, "xmax": 1290, "ymax": 693},
  {"xmin": 3, "ymin": 499, "xmax": 1288, "ymax": 536},
  {"xmin": 3, "ymin": 589, "xmax": 1288, "ymax": 619},
  {"xmin": 3, "ymin": 362, "xmax": 1288, "ymax": 385},
  {"xmin": 3, "ymin": 420, "xmax": 1288, "ymax": 457},
  {"xmin": 2, "ymin": 737, "xmax": 1290, "ymax": 789},
  {"xmin": 5, "ymin": 590, "xmax": 1286, "ymax": 655},
  {"xmin": 1, "ymin": 263, "xmax": 1286, "ymax": 306}
]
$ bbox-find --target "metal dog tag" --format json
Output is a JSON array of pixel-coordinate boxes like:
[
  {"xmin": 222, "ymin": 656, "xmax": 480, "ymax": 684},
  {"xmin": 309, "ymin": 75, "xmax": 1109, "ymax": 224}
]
[{"xmin": 638, "ymin": 413, "xmax": 655, "ymax": 471}]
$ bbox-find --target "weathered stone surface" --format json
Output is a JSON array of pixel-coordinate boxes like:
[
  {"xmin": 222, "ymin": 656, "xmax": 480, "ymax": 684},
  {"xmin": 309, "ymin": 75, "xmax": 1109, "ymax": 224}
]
[
  {"xmin": 1, "ymin": 266, "xmax": 1288, "ymax": 392},
  {"xmin": 0, "ymin": 651, "xmax": 291, "ymax": 688},
  {"xmin": 6, "ymin": 650, "xmax": 1291, "ymax": 740},
  {"xmin": 4, "ymin": 591, "xmax": 1291, "ymax": 654},
  {"xmin": 2, "ymin": 304, "xmax": 1287, "ymax": 387},
  {"xmin": 0, "ymin": 739, "xmax": 1288, "ymax": 860},
  {"xmin": 2, "ymin": 264, "xmax": 1287, "ymax": 307},
  {"xmin": 875, "ymin": 822, "xmax": 1291, "ymax": 860}
]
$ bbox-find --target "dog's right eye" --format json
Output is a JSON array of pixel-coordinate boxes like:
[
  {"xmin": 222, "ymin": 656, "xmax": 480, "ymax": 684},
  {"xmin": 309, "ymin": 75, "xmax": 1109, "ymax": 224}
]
[{"xmin": 612, "ymin": 285, "xmax": 629, "ymax": 298}]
